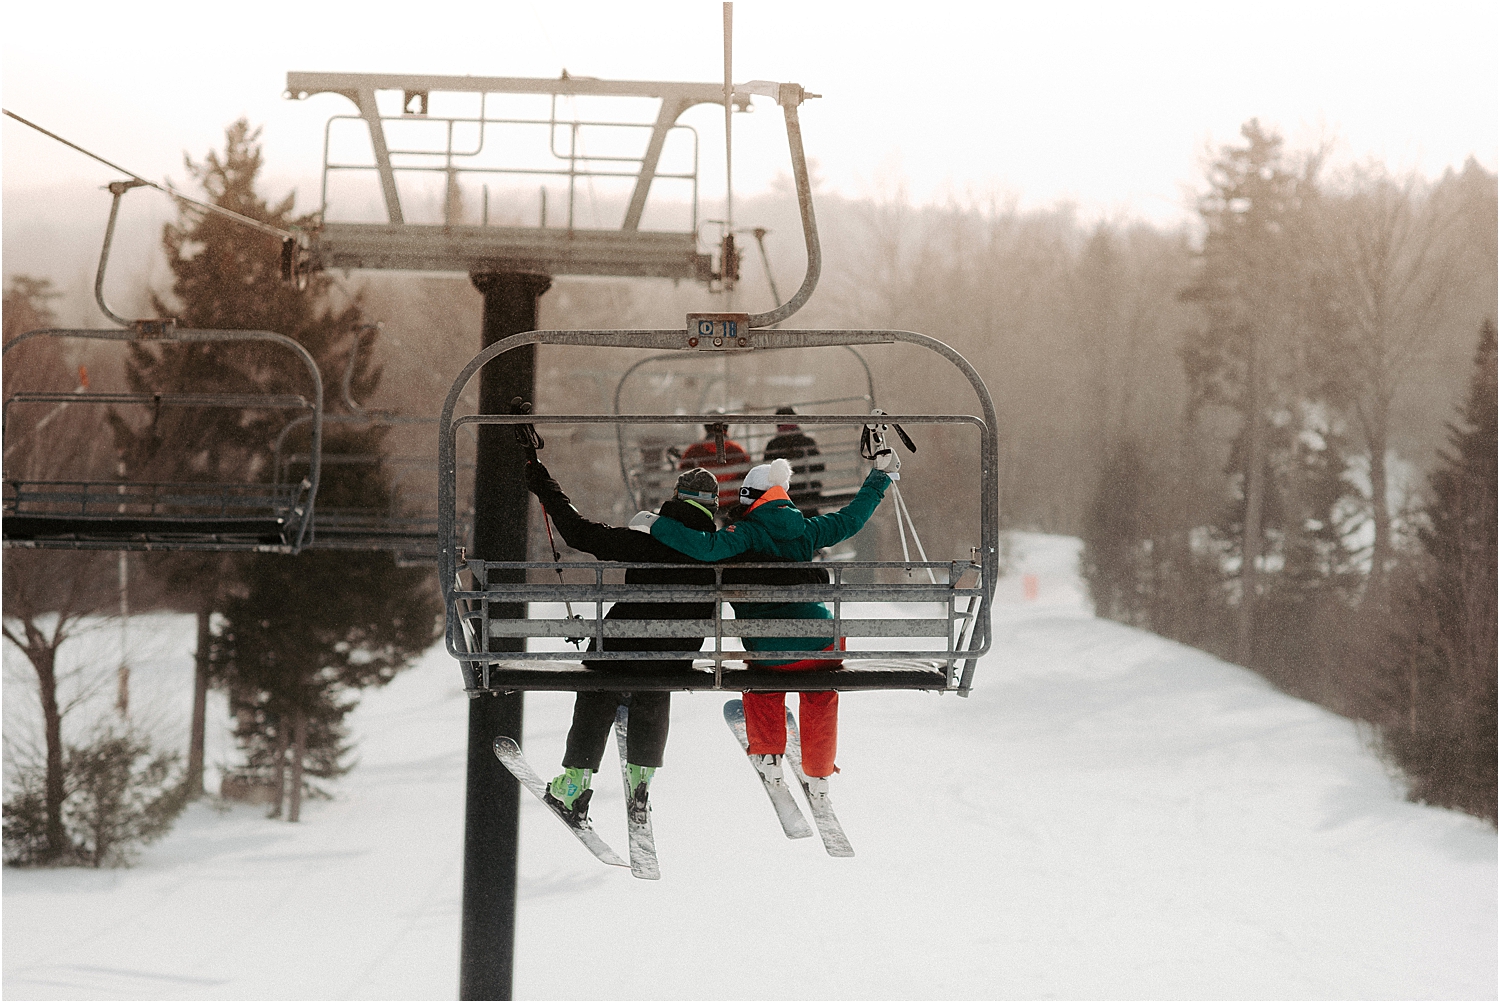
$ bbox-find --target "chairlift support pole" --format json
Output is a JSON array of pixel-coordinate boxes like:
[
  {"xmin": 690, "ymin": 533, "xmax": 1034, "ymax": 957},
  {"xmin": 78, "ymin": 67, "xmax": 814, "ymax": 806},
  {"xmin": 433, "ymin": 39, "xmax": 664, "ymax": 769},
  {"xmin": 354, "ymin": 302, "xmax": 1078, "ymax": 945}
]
[{"xmin": 459, "ymin": 269, "xmax": 551, "ymax": 1002}]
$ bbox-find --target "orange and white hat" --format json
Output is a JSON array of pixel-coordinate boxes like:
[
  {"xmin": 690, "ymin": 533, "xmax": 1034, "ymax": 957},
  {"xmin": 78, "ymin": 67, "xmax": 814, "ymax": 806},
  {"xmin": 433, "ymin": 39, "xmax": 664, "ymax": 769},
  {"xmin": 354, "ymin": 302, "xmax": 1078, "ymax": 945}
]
[{"xmin": 738, "ymin": 458, "xmax": 792, "ymax": 507}]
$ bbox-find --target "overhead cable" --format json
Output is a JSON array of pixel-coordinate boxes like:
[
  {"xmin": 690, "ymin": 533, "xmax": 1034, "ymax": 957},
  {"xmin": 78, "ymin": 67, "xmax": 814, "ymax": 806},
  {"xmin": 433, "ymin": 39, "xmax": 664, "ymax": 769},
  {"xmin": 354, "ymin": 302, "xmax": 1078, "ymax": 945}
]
[{"xmin": 2, "ymin": 108, "xmax": 303, "ymax": 245}]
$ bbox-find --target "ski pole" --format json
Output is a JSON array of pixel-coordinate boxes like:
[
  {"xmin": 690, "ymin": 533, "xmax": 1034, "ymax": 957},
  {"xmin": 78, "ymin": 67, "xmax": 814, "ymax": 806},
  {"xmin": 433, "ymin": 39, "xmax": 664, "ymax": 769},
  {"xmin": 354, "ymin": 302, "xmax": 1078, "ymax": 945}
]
[
  {"xmin": 540, "ymin": 506, "xmax": 585, "ymax": 647},
  {"xmin": 891, "ymin": 483, "xmax": 937, "ymax": 584}
]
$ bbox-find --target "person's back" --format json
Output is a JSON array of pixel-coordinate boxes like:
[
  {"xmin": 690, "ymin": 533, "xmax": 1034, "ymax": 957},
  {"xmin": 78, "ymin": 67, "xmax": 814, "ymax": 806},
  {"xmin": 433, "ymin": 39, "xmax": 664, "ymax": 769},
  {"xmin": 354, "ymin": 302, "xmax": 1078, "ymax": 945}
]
[
  {"xmin": 527, "ymin": 461, "xmax": 716, "ymax": 665},
  {"xmin": 763, "ymin": 407, "xmax": 824, "ymax": 515},
  {"xmin": 524, "ymin": 462, "xmax": 723, "ymax": 825},
  {"xmin": 642, "ymin": 457, "xmax": 894, "ymax": 790}
]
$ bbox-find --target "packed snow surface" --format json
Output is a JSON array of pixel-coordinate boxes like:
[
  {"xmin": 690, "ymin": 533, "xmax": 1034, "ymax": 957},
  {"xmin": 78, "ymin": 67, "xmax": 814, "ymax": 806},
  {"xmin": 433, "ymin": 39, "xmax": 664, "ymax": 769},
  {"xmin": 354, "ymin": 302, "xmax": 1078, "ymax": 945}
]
[{"xmin": 3, "ymin": 534, "xmax": 1494, "ymax": 1000}]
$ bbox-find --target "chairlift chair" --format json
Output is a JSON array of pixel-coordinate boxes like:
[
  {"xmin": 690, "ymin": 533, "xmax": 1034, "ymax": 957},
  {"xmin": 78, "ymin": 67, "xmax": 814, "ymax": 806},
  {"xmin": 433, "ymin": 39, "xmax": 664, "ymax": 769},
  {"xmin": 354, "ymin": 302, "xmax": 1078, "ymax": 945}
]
[
  {"xmin": 1, "ymin": 182, "xmax": 325, "ymax": 554},
  {"xmin": 267, "ymin": 333, "xmax": 473, "ymax": 563},
  {"xmin": 436, "ymin": 70, "xmax": 999, "ymax": 700},
  {"xmin": 441, "ymin": 325, "xmax": 999, "ymax": 699},
  {"xmin": 612, "ymin": 346, "xmax": 877, "ymax": 517}
]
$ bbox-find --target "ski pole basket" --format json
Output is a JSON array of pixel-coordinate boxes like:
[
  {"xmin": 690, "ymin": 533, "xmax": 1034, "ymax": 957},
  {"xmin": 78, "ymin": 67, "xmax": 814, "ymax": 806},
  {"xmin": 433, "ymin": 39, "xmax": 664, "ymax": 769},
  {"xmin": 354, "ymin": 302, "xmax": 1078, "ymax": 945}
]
[
  {"xmin": 2, "ymin": 327, "xmax": 324, "ymax": 553},
  {"xmin": 440, "ymin": 325, "xmax": 999, "ymax": 697}
]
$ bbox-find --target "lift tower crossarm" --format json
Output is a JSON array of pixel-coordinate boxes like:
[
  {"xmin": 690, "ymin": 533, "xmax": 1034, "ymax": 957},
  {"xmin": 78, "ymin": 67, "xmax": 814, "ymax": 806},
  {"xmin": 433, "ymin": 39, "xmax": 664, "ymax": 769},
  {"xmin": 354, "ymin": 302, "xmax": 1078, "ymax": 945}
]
[
  {"xmin": 283, "ymin": 72, "xmax": 814, "ymax": 279},
  {"xmin": 285, "ymin": 71, "xmax": 778, "ymax": 102}
]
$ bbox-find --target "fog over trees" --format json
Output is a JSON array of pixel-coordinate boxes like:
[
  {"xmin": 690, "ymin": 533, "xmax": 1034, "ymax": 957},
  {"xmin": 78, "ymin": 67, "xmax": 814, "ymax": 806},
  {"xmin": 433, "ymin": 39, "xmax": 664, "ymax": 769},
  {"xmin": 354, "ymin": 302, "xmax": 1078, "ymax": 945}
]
[{"xmin": 3, "ymin": 115, "xmax": 1495, "ymax": 834}]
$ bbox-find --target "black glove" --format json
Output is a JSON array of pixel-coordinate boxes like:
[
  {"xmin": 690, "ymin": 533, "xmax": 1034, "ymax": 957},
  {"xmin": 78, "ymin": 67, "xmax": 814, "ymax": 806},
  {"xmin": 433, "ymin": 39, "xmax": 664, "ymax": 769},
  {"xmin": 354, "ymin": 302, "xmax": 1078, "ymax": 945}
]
[{"xmin": 525, "ymin": 458, "xmax": 560, "ymax": 497}]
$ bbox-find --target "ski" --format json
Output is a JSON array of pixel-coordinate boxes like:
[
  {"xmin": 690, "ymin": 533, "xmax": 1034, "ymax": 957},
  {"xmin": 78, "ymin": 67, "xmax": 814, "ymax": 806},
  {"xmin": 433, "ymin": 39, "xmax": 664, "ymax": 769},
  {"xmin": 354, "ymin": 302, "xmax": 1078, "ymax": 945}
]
[
  {"xmin": 784, "ymin": 711, "xmax": 856, "ymax": 857},
  {"xmin": 491, "ymin": 736, "xmax": 628, "ymax": 869},
  {"xmin": 723, "ymin": 699, "xmax": 814, "ymax": 839},
  {"xmin": 614, "ymin": 706, "xmax": 661, "ymax": 880}
]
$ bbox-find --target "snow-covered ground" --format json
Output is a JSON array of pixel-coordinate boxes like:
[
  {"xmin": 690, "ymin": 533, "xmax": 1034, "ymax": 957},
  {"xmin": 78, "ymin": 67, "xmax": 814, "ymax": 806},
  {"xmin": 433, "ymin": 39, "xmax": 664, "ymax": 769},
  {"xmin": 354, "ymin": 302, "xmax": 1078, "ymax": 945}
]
[{"xmin": 3, "ymin": 533, "xmax": 1495, "ymax": 1000}]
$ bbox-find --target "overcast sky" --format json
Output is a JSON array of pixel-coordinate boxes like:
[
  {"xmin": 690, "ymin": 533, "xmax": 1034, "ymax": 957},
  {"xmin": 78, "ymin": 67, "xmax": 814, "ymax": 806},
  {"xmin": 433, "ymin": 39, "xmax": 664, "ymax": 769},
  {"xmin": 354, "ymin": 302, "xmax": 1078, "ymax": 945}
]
[{"xmin": 3, "ymin": 1, "xmax": 1496, "ymax": 230}]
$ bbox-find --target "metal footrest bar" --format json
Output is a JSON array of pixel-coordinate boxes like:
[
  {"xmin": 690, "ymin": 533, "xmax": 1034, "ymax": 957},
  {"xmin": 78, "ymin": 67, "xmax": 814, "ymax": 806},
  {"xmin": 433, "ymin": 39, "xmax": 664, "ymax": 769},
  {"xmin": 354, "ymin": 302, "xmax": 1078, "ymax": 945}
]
[{"xmin": 465, "ymin": 658, "xmax": 954, "ymax": 695}]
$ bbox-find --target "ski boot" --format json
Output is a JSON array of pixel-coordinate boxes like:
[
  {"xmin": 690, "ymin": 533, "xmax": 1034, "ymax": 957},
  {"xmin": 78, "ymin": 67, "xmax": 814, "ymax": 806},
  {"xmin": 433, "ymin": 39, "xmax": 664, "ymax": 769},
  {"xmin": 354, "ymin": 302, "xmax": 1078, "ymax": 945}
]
[
  {"xmin": 751, "ymin": 753, "xmax": 786, "ymax": 787},
  {"xmin": 626, "ymin": 764, "xmax": 655, "ymax": 826},
  {"xmin": 544, "ymin": 767, "xmax": 594, "ymax": 826},
  {"xmin": 804, "ymin": 774, "xmax": 830, "ymax": 801}
]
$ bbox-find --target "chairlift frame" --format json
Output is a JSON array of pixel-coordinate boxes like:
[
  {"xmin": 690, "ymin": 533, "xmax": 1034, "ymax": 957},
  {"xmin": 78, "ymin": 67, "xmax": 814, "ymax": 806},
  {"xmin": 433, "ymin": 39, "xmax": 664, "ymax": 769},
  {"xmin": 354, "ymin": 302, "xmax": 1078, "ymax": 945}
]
[{"xmin": 439, "ymin": 327, "xmax": 999, "ymax": 698}]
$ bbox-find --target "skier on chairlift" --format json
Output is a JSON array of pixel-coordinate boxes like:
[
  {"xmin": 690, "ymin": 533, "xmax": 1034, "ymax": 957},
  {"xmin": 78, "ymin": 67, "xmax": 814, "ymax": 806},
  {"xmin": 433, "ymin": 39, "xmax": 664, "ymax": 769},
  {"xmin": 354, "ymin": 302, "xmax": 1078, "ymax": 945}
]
[
  {"xmin": 677, "ymin": 417, "xmax": 750, "ymax": 509},
  {"xmin": 762, "ymin": 405, "xmax": 824, "ymax": 516},
  {"xmin": 524, "ymin": 461, "xmax": 725, "ymax": 827},
  {"xmin": 637, "ymin": 450, "xmax": 899, "ymax": 797}
]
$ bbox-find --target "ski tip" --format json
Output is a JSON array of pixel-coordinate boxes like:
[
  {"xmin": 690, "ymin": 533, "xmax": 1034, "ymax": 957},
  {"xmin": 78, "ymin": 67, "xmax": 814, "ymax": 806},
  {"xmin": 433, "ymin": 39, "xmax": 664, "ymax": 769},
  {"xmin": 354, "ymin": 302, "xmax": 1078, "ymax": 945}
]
[
  {"xmin": 723, "ymin": 698, "xmax": 743, "ymax": 719},
  {"xmin": 493, "ymin": 735, "xmax": 520, "ymax": 756}
]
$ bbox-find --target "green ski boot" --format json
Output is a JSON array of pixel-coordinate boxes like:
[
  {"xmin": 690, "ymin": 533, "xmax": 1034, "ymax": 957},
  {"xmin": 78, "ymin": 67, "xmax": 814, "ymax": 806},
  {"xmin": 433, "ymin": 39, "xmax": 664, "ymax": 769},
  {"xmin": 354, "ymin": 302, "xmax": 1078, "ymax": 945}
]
[
  {"xmin": 544, "ymin": 767, "xmax": 594, "ymax": 825},
  {"xmin": 626, "ymin": 764, "xmax": 656, "ymax": 826}
]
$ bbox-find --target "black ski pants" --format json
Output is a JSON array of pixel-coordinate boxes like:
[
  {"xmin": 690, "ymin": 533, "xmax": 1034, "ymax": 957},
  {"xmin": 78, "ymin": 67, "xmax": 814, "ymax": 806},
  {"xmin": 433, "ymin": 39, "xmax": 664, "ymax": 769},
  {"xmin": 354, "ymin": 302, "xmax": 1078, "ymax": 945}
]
[
  {"xmin": 560, "ymin": 604, "xmax": 705, "ymax": 772},
  {"xmin": 562, "ymin": 689, "xmax": 670, "ymax": 771}
]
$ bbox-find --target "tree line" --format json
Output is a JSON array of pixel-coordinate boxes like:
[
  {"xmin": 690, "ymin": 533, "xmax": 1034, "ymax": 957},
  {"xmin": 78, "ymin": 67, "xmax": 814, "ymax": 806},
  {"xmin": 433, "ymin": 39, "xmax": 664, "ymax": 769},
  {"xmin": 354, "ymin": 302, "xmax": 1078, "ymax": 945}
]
[
  {"xmin": 4, "ymin": 115, "xmax": 1494, "ymax": 867},
  {"xmin": 1075, "ymin": 122, "xmax": 1495, "ymax": 822},
  {"xmin": 706, "ymin": 120, "xmax": 1497, "ymax": 821}
]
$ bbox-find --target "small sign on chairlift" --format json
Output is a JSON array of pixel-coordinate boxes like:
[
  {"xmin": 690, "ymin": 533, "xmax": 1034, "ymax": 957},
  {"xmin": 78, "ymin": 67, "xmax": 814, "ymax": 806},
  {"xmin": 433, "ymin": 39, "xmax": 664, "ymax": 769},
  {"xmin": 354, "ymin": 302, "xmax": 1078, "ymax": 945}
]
[{"xmin": 686, "ymin": 313, "xmax": 752, "ymax": 350}]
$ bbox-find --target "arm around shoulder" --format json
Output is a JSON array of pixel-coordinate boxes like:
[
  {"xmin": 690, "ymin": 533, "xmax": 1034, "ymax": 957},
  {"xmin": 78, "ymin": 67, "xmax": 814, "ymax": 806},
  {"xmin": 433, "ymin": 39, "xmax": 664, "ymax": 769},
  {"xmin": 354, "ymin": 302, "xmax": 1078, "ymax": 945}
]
[{"xmin": 650, "ymin": 514, "xmax": 763, "ymax": 560}]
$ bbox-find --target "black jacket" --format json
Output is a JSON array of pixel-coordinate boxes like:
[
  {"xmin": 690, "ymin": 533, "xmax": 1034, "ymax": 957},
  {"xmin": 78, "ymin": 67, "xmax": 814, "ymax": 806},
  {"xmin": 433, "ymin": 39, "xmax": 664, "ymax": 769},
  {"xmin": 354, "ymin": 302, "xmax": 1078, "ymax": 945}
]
[
  {"xmin": 527, "ymin": 461, "xmax": 715, "ymax": 664},
  {"xmin": 764, "ymin": 428, "xmax": 825, "ymax": 511}
]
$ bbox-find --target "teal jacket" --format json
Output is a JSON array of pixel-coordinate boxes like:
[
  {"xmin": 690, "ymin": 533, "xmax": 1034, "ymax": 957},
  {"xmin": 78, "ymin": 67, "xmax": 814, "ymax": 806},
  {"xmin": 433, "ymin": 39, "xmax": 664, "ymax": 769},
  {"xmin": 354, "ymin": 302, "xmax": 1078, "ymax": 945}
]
[{"xmin": 649, "ymin": 468, "xmax": 891, "ymax": 664}]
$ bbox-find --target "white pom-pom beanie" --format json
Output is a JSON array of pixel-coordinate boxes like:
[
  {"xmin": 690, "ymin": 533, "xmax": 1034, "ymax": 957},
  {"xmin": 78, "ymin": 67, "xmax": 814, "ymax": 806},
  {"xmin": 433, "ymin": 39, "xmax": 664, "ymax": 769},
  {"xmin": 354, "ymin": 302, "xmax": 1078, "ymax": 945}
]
[{"xmin": 739, "ymin": 458, "xmax": 792, "ymax": 507}]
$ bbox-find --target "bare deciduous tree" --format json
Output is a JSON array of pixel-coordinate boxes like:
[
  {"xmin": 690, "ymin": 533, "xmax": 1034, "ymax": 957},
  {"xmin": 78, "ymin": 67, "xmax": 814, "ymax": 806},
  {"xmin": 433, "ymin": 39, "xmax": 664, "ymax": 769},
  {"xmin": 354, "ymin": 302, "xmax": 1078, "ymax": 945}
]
[{"xmin": 1317, "ymin": 167, "xmax": 1476, "ymax": 603}]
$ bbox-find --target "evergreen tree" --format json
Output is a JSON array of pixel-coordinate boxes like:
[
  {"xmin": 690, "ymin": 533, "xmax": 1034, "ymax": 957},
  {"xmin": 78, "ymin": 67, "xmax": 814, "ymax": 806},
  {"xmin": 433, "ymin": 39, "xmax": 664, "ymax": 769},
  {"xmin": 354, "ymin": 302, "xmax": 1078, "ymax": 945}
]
[
  {"xmin": 1383, "ymin": 319, "xmax": 1497, "ymax": 821},
  {"xmin": 214, "ymin": 546, "xmax": 440, "ymax": 820},
  {"xmin": 108, "ymin": 120, "xmax": 365, "ymax": 797},
  {"xmin": 111, "ymin": 120, "xmax": 440, "ymax": 810}
]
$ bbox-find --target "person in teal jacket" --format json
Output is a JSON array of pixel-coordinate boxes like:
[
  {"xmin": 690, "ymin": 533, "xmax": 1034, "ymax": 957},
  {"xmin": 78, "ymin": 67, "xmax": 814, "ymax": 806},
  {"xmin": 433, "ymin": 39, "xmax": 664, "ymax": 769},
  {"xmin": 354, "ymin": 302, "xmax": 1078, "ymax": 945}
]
[{"xmin": 644, "ymin": 456, "xmax": 894, "ymax": 796}]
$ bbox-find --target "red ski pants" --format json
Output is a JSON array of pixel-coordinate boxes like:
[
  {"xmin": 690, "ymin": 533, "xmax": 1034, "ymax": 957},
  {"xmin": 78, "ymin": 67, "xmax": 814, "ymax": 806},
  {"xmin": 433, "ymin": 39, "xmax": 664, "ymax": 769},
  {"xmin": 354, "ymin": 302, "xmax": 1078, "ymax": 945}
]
[{"xmin": 742, "ymin": 651, "xmax": 842, "ymax": 777}]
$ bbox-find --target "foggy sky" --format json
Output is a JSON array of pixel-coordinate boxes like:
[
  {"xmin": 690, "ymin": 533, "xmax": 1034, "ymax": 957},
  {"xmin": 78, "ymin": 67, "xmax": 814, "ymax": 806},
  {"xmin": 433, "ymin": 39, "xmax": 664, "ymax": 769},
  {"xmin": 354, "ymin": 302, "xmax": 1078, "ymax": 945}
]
[{"xmin": 3, "ymin": 0, "xmax": 1496, "ymax": 230}]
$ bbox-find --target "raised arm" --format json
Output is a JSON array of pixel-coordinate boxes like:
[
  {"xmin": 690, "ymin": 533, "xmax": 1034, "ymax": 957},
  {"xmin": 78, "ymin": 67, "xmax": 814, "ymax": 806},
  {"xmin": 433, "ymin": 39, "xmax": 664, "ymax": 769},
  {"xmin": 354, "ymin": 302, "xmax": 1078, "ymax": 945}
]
[
  {"xmin": 804, "ymin": 469, "xmax": 891, "ymax": 550},
  {"xmin": 526, "ymin": 460, "xmax": 655, "ymax": 561}
]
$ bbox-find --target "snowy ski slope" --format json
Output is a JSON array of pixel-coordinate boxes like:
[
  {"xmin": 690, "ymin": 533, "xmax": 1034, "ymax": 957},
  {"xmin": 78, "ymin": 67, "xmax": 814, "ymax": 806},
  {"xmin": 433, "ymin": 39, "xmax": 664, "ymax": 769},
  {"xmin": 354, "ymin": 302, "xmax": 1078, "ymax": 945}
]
[{"xmin": 3, "ymin": 533, "xmax": 1494, "ymax": 1000}]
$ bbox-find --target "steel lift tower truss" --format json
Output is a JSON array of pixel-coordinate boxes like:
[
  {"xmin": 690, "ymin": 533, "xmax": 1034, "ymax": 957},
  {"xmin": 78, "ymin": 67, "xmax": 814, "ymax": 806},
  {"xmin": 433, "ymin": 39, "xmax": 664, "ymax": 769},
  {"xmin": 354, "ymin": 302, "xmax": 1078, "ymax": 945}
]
[{"xmin": 285, "ymin": 72, "xmax": 814, "ymax": 279}]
